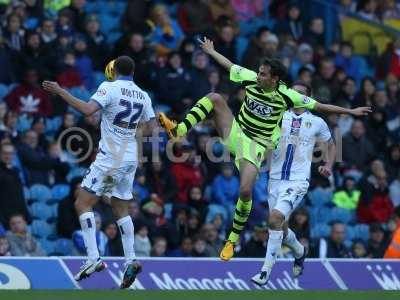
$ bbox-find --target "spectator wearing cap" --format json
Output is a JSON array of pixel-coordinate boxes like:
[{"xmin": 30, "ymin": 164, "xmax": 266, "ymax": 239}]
[
  {"xmin": 211, "ymin": 162, "xmax": 239, "ymax": 208},
  {"xmin": 6, "ymin": 69, "xmax": 53, "ymax": 117},
  {"xmin": 289, "ymin": 43, "xmax": 314, "ymax": 81},
  {"xmin": 73, "ymin": 34, "xmax": 94, "ymax": 91},
  {"xmin": 239, "ymin": 222, "xmax": 268, "ymax": 258},
  {"xmin": 242, "ymin": 26, "xmax": 271, "ymax": 70},
  {"xmin": 342, "ymin": 120, "xmax": 376, "ymax": 171},
  {"xmin": 6, "ymin": 214, "xmax": 44, "ymax": 256},
  {"xmin": 84, "ymin": 14, "xmax": 109, "ymax": 71},
  {"xmin": 177, "ymin": 0, "xmax": 212, "ymax": 36},
  {"xmin": 310, "ymin": 221, "xmax": 351, "ymax": 258},
  {"xmin": 171, "ymin": 143, "xmax": 204, "ymax": 204},
  {"xmin": 149, "ymin": 4, "xmax": 184, "ymax": 56},
  {"xmin": 275, "ymin": 3, "xmax": 303, "ymax": 42},
  {"xmin": 333, "ymin": 176, "xmax": 361, "ymax": 210},
  {"xmin": 368, "ymin": 223, "xmax": 389, "ymax": 258},
  {"xmin": 0, "ymin": 143, "xmax": 30, "ymax": 227},
  {"xmin": 384, "ymin": 205, "xmax": 400, "ymax": 258}
]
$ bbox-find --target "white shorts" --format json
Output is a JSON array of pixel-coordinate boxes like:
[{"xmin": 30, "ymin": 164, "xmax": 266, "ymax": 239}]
[
  {"xmin": 268, "ymin": 179, "xmax": 309, "ymax": 219},
  {"xmin": 81, "ymin": 157, "xmax": 137, "ymax": 201}
]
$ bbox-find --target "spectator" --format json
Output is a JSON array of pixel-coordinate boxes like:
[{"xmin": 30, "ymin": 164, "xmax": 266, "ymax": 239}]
[
  {"xmin": 134, "ymin": 224, "xmax": 151, "ymax": 257},
  {"xmin": 177, "ymin": 0, "xmax": 212, "ymax": 36},
  {"xmin": 242, "ymin": 27, "xmax": 273, "ymax": 70},
  {"xmin": 312, "ymin": 57, "xmax": 336, "ymax": 103},
  {"xmin": 211, "ymin": 162, "xmax": 239, "ymax": 206},
  {"xmin": 389, "ymin": 171, "xmax": 400, "ymax": 207},
  {"xmin": 121, "ymin": 0, "xmax": 151, "ymax": 35},
  {"xmin": 288, "ymin": 207, "xmax": 310, "ymax": 240},
  {"xmin": 385, "ymin": 143, "xmax": 400, "ymax": 181},
  {"xmin": 368, "ymin": 223, "xmax": 389, "ymax": 258},
  {"xmin": 289, "ymin": 43, "xmax": 314, "ymax": 81},
  {"xmin": 154, "ymin": 51, "xmax": 190, "ymax": 111},
  {"xmin": 149, "ymin": 4, "xmax": 184, "ymax": 56},
  {"xmin": 201, "ymin": 223, "xmax": 223, "ymax": 257},
  {"xmin": 0, "ymin": 34, "xmax": 16, "ymax": 85},
  {"xmin": 0, "ymin": 236, "xmax": 11, "ymax": 256},
  {"xmin": 352, "ymin": 240, "xmax": 368, "ymax": 258},
  {"xmin": 311, "ymin": 222, "xmax": 351, "ymax": 258},
  {"xmin": 365, "ymin": 109, "xmax": 389, "ymax": 154},
  {"xmin": 213, "ymin": 22, "xmax": 237, "ymax": 66},
  {"xmin": 381, "ymin": 0, "xmax": 400, "ymax": 20},
  {"xmin": 208, "ymin": 0, "xmax": 237, "ymax": 25},
  {"xmin": 56, "ymin": 51, "xmax": 83, "ymax": 89},
  {"xmin": 146, "ymin": 159, "xmax": 178, "ymax": 203},
  {"xmin": 179, "ymin": 37, "xmax": 197, "ymax": 68},
  {"xmin": 305, "ymin": 17, "xmax": 325, "ymax": 49},
  {"xmin": 188, "ymin": 51, "xmax": 211, "ymax": 100},
  {"xmin": 297, "ymin": 66, "xmax": 313, "ymax": 86},
  {"xmin": 57, "ymin": 177, "xmax": 81, "ymax": 238},
  {"xmin": 6, "ymin": 214, "xmax": 44, "ymax": 256},
  {"xmin": 357, "ymin": 169, "xmax": 394, "ymax": 224},
  {"xmin": 239, "ymin": 223, "xmax": 268, "ymax": 258},
  {"xmin": 72, "ymin": 212, "xmax": 108, "ymax": 256},
  {"xmin": 335, "ymin": 42, "xmax": 362, "ymax": 84},
  {"xmin": 141, "ymin": 194, "xmax": 167, "ymax": 238},
  {"xmin": 275, "ymin": 3, "xmax": 303, "ymax": 41},
  {"xmin": 56, "ymin": 9, "xmax": 74, "ymax": 38},
  {"xmin": 357, "ymin": 0, "xmax": 379, "ymax": 21},
  {"xmin": 83, "ymin": 14, "xmax": 109, "ymax": 71},
  {"xmin": 333, "ymin": 176, "xmax": 361, "ymax": 210},
  {"xmin": 133, "ymin": 169, "xmax": 150, "ymax": 203},
  {"xmin": 1, "ymin": 111, "xmax": 19, "ymax": 140},
  {"xmin": 188, "ymin": 186, "xmax": 208, "ymax": 222},
  {"xmin": 342, "ymin": 120, "xmax": 376, "ymax": 171},
  {"xmin": 188, "ymin": 212, "xmax": 202, "ymax": 237},
  {"xmin": 73, "ymin": 35, "xmax": 94, "ymax": 91},
  {"xmin": 104, "ymin": 222, "xmax": 123, "ymax": 257},
  {"xmin": 40, "ymin": 19, "xmax": 57, "ymax": 44},
  {"xmin": 230, "ymin": 0, "xmax": 266, "ymax": 36},
  {"xmin": 191, "ymin": 236, "xmax": 209, "ymax": 257},
  {"xmin": 166, "ymin": 205, "xmax": 190, "ymax": 249},
  {"xmin": 196, "ymin": 133, "xmax": 221, "ymax": 185},
  {"xmin": 3, "ymin": 13, "xmax": 24, "ymax": 51},
  {"xmin": 384, "ymin": 205, "xmax": 400, "ymax": 258},
  {"xmin": 171, "ymin": 144, "xmax": 204, "ymax": 204},
  {"xmin": 168, "ymin": 236, "xmax": 192, "ymax": 257},
  {"xmin": 64, "ymin": 0, "xmax": 87, "ymax": 32},
  {"xmin": 0, "ymin": 143, "xmax": 30, "ymax": 227},
  {"xmin": 151, "ymin": 236, "xmax": 168, "ymax": 257},
  {"xmin": 6, "ymin": 69, "xmax": 53, "ymax": 116},
  {"xmin": 117, "ymin": 33, "xmax": 153, "ymax": 90}
]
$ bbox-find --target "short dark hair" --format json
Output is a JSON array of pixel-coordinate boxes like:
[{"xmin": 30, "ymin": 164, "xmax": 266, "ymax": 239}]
[
  {"xmin": 114, "ymin": 56, "xmax": 135, "ymax": 76},
  {"xmin": 292, "ymin": 81, "xmax": 312, "ymax": 96},
  {"xmin": 261, "ymin": 58, "xmax": 287, "ymax": 82}
]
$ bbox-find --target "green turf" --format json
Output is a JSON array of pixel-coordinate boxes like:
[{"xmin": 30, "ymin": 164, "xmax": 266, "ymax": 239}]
[{"xmin": 0, "ymin": 290, "xmax": 399, "ymax": 300}]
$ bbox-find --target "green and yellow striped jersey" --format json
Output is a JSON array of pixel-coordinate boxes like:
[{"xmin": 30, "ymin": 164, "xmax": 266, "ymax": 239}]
[{"xmin": 230, "ymin": 64, "xmax": 318, "ymax": 148}]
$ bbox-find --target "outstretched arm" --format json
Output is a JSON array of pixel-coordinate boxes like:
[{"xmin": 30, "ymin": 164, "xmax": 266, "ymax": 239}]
[
  {"xmin": 198, "ymin": 37, "xmax": 233, "ymax": 71},
  {"xmin": 314, "ymin": 102, "xmax": 372, "ymax": 117},
  {"xmin": 42, "ymin": 81, "xmax": 100, "ymax": 116}
]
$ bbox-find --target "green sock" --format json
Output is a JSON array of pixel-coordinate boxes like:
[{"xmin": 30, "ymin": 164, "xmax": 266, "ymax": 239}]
[
  {"xmin": 176, "ymin": 96, "xmax": 213, "ymax": 137},
  {"xmin": 228, "ymin": 198, "xmax": 252, "ymax": 243}
]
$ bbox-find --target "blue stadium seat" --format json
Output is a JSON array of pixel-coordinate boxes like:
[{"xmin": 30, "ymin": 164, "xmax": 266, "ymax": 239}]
[
  {"xmin": 31, "ymin": 220, "xmax": 56, "ymax": 239},
  {"xmin": 54, "ymin": 238, "xmax": 74, "ymax": 256},
  {"xmin": 164, "ymin": 203, "xmax": 173, "ymax": 220},
  {"xmin": 67, "ymin": 167, "xmax": 87, "ymax": 182},
  {"xmin": 50, "ymin": 184, "xmax": 70, "ymax": 203},
  {"xmin": 107, "ymin": 31, "xmax": 122, "ymax": 44},
  {"xmin": 23, "ymin": 186, "xmax": 30, "ymax": 201},
  {"xmin": 39, "ymin": 238, "xmax": 56, "ymax": 255},
  {"xmin": 16, "ymin": 114, "xmax": 33, "ymax": 132},
  {"xmin": 29, "ymin": 202, "xmax": 56, "ymax": 221},
  {"xmin": 0, "ymin": 84, "xmax": 8, "ymax": 100},
  {"xmin": 353, "ymin": 224, "xmax": 370, "ymax": 241},
  {"xmin": 29, "ymin": 184, "xmax": 52, "ymax": 203},
  {"xmin": 205, "ymin": 204, "xmax": 228, "ymax": 224},
  {"xmin": 309, "ymin": 206, "xmax": 331, "ymax": 226},
  {"xmin": 45, "ymin": 116, "xmax": 63, "ymax": 135},
  {"xmin": 236, "ymin": 36, "xmax": 249, "ymax": 63},
  {"xmin": 346, "ymin": 225, "xmax": 357, "ymax": 241},
  {"xmin": 69, "ymin": 87, "xmax": 91, "ymax": 101},
  {"xmin": 328, "ymin": 207, "xmax": 355, "ymax": 224},
  {"xmin": 310, "ymin": 223, "xmax": 331, "ymax": 239},
  {"xmin": 308, "ymin": 187, "xmax": 333, "ymax": 207},
  {"xmin": 94, "ymin": 71, "xmax": 105, "ymax": 86}
]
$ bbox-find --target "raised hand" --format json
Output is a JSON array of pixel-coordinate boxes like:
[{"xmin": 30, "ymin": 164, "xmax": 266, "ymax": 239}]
[
  {"xmin": 42, "ymin": 81, "xmax": 63, "ymax": 95},
  {"xmin": 198, "ymin": 37, "xmax": 215, "ymax": 55},
  {"xmin": 318, "ymin": 165, "xmax": 332, "ymax": 178}
]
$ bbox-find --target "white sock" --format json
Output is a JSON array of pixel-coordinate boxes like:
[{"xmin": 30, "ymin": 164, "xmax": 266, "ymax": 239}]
[
  {"xmin": 79, "ymin": 212, "xmax": 99, "ymax": 262},
  {"xmin": 117, "ymin": 216, "xmax": 136, "ymax": 264},
  {"xmin": 283, "ymin": 228, "xmax": 304, "ymax": 259},
  {"xmin": 262, "ymin": 230, "xmax": 283, "ymax": 272}
]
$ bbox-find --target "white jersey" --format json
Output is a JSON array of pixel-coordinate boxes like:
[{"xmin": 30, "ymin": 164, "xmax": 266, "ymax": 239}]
[
  {"xmin": 269, "ymin": 110, "xmax": 332, "ymax": 181},
  {"xmin": 91, "ymin": 78, "xmax": 155, "ymax": 164}
]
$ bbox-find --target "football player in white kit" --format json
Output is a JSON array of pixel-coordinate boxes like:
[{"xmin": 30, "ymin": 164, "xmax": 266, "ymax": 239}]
[
  {"xmin": 251, "ymin": 82, "xmax": 336, "ymax": 286},
  {"xmin": 43, "ymin": 56, "xmax": 157, "ymax": 289}
]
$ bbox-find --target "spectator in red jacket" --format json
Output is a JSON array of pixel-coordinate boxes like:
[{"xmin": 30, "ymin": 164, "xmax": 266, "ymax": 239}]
[
  {"xmin": 171, "ymin": 144, "xmax": 204, "ymax": 204},
  {"xmin": 357, "ymin": 169, "xmax": 394, "ymax": 224},
  {"xmin": 5, "ymin": 69, "xmax": 53, "ymax": 117}
]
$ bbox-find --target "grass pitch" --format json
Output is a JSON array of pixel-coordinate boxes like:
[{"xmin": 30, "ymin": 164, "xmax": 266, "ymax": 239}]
[{"xmin": 0, "ymin": 290, "xmax": 399, "ymax": 300}]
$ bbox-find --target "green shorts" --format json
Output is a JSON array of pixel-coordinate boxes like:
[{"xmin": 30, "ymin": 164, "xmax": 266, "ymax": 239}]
[{"xmin": 223, "ymin": 119, "xmax": 280, "ymax": 169}]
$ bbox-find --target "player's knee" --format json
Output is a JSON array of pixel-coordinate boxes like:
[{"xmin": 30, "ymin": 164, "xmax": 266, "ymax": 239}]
[
  {"xmin": 268, "ymin": 210, "xmax": 285, "ymax": 230},
  {"xmin": 206, "ymin": 92, "xmax": 225, "ymax": 107},
  {"xmin": 239, "ymin": 185, "xmax": 252, "ymax": 200}
]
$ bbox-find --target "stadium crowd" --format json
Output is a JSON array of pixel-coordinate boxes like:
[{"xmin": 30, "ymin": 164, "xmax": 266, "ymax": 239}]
[{"xmin": 0, "ymin": 0, "xmax": 400, "ymax": 259}]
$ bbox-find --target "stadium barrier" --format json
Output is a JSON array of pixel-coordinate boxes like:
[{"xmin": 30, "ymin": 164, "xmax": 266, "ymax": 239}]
[{"xmin": 0, "ymin": 257, "xmax": 399, "ymax": 290}]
